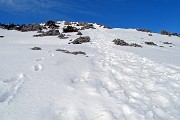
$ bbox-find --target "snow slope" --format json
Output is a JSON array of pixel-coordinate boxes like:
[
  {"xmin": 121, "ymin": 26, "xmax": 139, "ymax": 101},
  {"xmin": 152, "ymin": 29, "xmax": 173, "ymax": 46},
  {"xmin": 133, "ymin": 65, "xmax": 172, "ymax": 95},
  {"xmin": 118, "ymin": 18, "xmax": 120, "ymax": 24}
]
[{"xmin": 0, "ymin": 22, "xmax": 180, "ymax": 120}]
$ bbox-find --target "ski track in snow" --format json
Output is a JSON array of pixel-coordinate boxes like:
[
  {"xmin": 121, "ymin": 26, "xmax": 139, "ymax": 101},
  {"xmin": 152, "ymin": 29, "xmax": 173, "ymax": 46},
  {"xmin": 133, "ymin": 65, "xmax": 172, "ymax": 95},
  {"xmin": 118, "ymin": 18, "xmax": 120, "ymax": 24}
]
[{"xmin": 83, "ymin": 29, "xmax": 180, "ymax": 120}]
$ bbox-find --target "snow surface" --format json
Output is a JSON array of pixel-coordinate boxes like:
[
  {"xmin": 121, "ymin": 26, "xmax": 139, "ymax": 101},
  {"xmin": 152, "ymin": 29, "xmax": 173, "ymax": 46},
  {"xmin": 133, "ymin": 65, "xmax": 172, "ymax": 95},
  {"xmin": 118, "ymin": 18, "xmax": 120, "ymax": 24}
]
[{"xmin": 0, "ymin": 22, "xmax": 180, "ymax": 120}]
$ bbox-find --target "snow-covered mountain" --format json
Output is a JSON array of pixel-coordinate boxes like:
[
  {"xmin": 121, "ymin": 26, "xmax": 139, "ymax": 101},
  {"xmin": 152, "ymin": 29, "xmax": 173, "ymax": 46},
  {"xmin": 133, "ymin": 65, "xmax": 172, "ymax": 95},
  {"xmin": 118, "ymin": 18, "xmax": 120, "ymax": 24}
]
[{"xmin": 0, "ymin": 21, "xmax": 180, "ymax": 120}]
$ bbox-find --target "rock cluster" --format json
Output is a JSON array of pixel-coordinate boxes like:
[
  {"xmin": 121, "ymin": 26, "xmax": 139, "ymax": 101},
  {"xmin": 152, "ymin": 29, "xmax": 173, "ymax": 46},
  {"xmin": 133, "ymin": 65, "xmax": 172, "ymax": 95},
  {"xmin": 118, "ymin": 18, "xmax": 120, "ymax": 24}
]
[
  {"xmin": 45, "ymin": 20, "xmax": 59, "ymax": 29},
  {"xmin": 160, "ymin": 30, "xmax": 180, "ymax": 37},
  {"xmin": 56, "ymin": 49, "xmax": 86, "ymax": 55},
  {"xmin": 31, "ymin": 47, "xmax": 42, "ymax": 50},
  {"xmin": 71, "ymin": 36, "xmax": 90, "ymax": 44},
  {"xmin": 145, "ymin": 42, "xmax": 157, "ymax": 46},
  {"xmin": 33, "ymin": 29, "xmax": 60, "ymax": 37},
  {"xmin": 77, "ymin": 31, "xmax": 82, "ymax": 35},
  {"xmin": 18, "ymin": 24, "xmax": 43, "ymax": 32},
  {"xmin": 113, "ymin": 39, "xmax": 142, "ymax": 47},
  {"xmin": 58, "ymin": 33, "xmax": 69, "ymax": 39},
  {"xmin": 64, "ymin": 21, "xmax": 72, "ymax": 25},
  {"xmin": 63, "ymin": 26, "xmax": 78, "ymax": 33},
  {"xmin": 77, "ymin": 22, "xmax": 96, "ymax": 29},
  {"xmin": 136, "ymin": 29, "xmax": 152, "ymax": 33}
]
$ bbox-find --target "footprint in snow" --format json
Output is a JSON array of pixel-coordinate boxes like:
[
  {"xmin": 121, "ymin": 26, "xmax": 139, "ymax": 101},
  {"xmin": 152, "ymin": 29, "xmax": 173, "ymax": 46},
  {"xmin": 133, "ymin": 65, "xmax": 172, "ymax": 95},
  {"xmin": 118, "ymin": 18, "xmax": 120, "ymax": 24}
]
[{"xmin": 32, "ymin": 64, "xmax": 43, "ymax": 71}]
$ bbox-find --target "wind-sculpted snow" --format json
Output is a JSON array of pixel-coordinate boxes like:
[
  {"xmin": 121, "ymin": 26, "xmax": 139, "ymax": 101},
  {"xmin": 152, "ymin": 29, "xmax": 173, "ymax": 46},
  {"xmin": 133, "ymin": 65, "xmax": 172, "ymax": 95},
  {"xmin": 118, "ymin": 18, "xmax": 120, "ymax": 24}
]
[{"xmin": 0, "ymin": 22, "xmax": 179, "ymax": 120}]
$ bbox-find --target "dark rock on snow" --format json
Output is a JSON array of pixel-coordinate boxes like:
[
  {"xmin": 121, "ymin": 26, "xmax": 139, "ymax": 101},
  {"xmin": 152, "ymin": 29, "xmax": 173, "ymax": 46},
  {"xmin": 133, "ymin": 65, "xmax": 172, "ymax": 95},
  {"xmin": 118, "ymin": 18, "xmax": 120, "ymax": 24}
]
[
  {"xmin": 77, "ymin": 31, "xmax": 83, "ymax": 35},
  {"xmin": 34, "ymin": 29, "xmax": 60, "ymax": 37},
  {"xmin": 113, "ymin": 39, "xmax": 142, "ymax": 47},
  {"xmin": 31, "ymin": 47, "xmax": 42, "ymax": 50},
  {"xmin": 72, "ymin": 36, "xmax": 90, "ymax": 44},
  {"xmin": 56, "ymin": 49, "xmax": 86, "ymax": 55},
  {"xmin": 145, "ymin": 42, "xmax": 157, "ymax": 46},
  {"xmin": 58, "ymin": 33, "xmax": 69, "ymax": 39}
]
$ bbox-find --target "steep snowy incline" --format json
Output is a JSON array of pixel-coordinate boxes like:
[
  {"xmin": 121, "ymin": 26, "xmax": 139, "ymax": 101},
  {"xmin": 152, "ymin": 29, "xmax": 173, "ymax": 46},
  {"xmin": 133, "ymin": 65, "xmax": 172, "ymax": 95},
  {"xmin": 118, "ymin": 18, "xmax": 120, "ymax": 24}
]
[{"xmin": 0, "ymin": 26, "xmax": 180, "ymax": 120}]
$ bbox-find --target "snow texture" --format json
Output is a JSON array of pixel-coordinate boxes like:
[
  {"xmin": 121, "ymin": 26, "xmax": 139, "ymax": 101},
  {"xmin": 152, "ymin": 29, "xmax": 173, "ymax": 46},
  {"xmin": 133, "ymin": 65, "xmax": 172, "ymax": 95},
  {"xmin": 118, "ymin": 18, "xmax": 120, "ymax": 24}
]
[{"xmin": 0, "ymin": 22, "xmax": 180, "ymax": 120}]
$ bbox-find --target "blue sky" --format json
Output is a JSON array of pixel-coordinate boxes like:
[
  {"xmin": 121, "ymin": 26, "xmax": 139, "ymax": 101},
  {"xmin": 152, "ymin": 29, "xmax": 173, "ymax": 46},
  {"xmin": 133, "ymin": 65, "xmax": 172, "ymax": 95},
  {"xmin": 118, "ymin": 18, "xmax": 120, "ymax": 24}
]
[{"xmin": 0, "ymin": 0, "xmax": 180, "ymax": 33}]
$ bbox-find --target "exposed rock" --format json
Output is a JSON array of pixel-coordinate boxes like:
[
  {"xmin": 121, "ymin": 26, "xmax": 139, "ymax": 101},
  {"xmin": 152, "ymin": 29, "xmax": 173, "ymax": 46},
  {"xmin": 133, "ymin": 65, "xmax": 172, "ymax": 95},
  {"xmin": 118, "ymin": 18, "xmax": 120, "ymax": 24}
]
[
  {"xmin": 20, "ymin": 24, "xmax": 43, "ymax": 32},
  {"xmin": 58, "ymin": 33, "xmax": 69, "ymax": 39},
  {"xmin": 34, "ymin": 29, "xmax": 60, "ymax": 37},
  {"xmin": 31, "ymin": 47, "xmax": 42, "ymax": 50},
  {"xmin": 37, "ymin": 30, "xmax": 44, "ymax": 33},
  {"xmin": 103, "ymin": 25, "xmax": 112, "ymax": 29},
  {"xmin": 63, "ymin": 26, "xmax": 78, "ymax": 33},
  {"xmin": 56, "ymin": 49, "xmax": 86, "ymax": 55},
  {"xmin": 0, "ymin": 36, "xmax": 4, "ymax": 38},
  {"xmin": 77, "ymin": 22, "xmax": 95, "ymax": 29},
  {"xmin": 145, "ymin": 42, "xmax": 157, "ymax": 46},
  {"xmin": 77, "ymin": 31, "xmax": 82, "ymax": 35},
  {"xmin": 160, "ymin": 30, "xmax": 180, "ymax": 37},
  {"xmin": 160, "ymin": 30, "xmax": 171, "ymax": 36},
  {"xmin": 163, "ymin": 42, "xmax": 172, "ymax": 44},
  {"xmin": 129, "ymin": 43, "xmax": 142, "ymax": 47},
  {"xmin": 45, "ymin": 20, "xmax": 59, "ymax": 29},
  {"xmin": 113, "ymin": 39, "xmax": 142, "ymax": 47},
  {"xmin": 64, "ymin": 21, "xmax": 72, "ymax": 25},
  {"xmin": 71, "ymin": 51, "xmax": 86, "ymax": 55},
  {"xmin": 113, "ymin": 39, "xmax": 129, "ymax": 46},
  {"xmin": 77, "ymin": 22, "xmax": 89, "ymax": 26},
  {"xmin": 136, "ymin": 29, "xmax": 152, "ymax": 33},
  {"xmin": 148, "ymin": 34, "xmax": 153, "ymax": 36},
  {"xmin": 72, "ymin": 36, "xmax": 90, "ymax": 44}
]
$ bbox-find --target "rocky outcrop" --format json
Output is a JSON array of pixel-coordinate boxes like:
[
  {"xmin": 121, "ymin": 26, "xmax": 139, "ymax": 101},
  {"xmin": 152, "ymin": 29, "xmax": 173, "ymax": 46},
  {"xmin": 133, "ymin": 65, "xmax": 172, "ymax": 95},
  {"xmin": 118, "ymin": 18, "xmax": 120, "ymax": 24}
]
[
  {"xmin": 160, "ymin": 30, "xmax": 180, "ymax": 37},
  {"xmin": 71, "ymin": 36, "xmax": 90, "ymax": 44},
  {"xmin": 145, "ymin": 42, "xmax": 157, "ymax": 46},
  {"xmin": 18, "ymin": 24, "xmax": 43, "ymax": 32},
  {"xmin": 63, "ymin": 26, "xmax": 78, "ymax": 33},
  {"xmin": 45, "ymin": 20, "xmax": 59, "ymax": 29},
  {"xmin": 136, "ymin": 29, "xmax": 152, "ymax": 33},
  {"xmin": 58, "ymin": 33, "xmax": 69, "ymax": 39},
  {"xmin": 31, "ymin": 47, "xmax": 42, "ymax": 50},
  {"xmin": 34, "ymin": 29, "xmax": 60, "ymax": 37},
  {"xmin": 77, "ymin": 31, "xmax": 82, "ymax": 35},
  {"xmin": 113, "ymin": 39, "xmax": 142, "ymax": 47},
  {"xmin": 56, "ymin": 49, "xmax": 86, "ymax": 55},
  {"xmin": 113, "ymin": 39, "xmax": 129, "ymax": 46},
  {"xmin": 64, "ymin": 21, "xmax": 72, "ymax": 25}
]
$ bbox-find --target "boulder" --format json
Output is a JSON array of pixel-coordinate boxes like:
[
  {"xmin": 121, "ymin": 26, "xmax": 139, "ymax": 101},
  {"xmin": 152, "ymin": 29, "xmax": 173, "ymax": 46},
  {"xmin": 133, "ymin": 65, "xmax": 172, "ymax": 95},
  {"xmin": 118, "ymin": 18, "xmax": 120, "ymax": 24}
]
[
  {"xmin": 45, "ymin": 20, "xmax": 59, "ymax": 29},
  {"xmin": 72, "ymin": 36, "xmax": 90, "ymax": 44},
  {"xmin": 63, "ymin": 26, "xmax": 78, "ymax": 33},
  {"xmin": 113, "ymin": 39, "xmax": 129, "ymax": 46},
  {"xmin": 58, "ymin": 33, "xmax": 69, "ymax": 39},
  {"xmin": 31, "ymin": 47, "xmax": 42, "ymax": 50},
  {"xmin": 145, "ymin": 42, "xmax": 157, "ymax": 46},
  {"xmin": 34, "ymin": 29, "xmax": 60, "ymax": 37},
  {"xmin": 77, "ymin": 31, "xmax": 82, "ymax": 35}
]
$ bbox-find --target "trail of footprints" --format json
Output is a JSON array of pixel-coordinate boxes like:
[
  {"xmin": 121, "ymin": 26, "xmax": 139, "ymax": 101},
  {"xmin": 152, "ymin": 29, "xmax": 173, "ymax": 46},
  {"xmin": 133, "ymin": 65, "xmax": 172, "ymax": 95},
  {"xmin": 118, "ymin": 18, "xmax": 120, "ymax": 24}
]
[
  {"xmin": 33, "ymin": 51, "xmax": 55, "ymax": 72},
  {"xmin": 0, "ymin": 50, "xmax": 55, "ymax": 104},
  {"xmin": 87, "ymin": 31, "xmax": 180, "ymax": 119}
]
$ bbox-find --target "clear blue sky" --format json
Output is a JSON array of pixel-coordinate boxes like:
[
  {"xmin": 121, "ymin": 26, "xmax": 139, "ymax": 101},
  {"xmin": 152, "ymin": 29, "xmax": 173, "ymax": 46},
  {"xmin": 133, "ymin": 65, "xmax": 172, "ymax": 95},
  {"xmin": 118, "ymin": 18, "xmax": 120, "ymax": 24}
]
[{"xmin": 0, "ymin": 0, "xmax": 180, "ymax": 33}]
